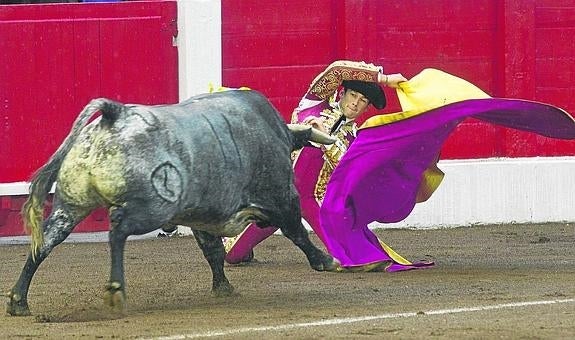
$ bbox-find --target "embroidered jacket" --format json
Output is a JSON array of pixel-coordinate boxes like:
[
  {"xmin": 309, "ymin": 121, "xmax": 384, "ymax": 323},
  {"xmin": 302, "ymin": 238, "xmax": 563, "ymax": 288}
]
[{"xmin": 291, "ymin": 60, "xmax": 383, "ymax": 202}]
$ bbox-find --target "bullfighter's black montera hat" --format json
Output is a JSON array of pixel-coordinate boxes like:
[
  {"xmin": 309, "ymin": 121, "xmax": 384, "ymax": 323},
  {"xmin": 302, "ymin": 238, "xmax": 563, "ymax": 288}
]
[{"xmin": 342, "ymin": 80, "xmax": 386, "ymax": 109}]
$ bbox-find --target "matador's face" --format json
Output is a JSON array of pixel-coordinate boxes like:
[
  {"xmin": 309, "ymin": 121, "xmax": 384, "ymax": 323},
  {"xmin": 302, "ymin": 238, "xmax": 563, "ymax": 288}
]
[{"xmin": 339, "ymin": 89, "xmax": 370, "ymax": 120}]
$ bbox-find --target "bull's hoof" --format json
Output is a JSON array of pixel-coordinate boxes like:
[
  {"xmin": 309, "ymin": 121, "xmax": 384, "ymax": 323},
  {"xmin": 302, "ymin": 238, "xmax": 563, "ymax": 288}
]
[
  {"xmin": 212, "ymin": 282, "xmax": 235, "ymax": 298},
  {"xmin": 103, "ymin": 282, "xmax": 126, "ymax": 313},
  {"xmin": 310, "ymin": 254, "xmax": 338, "ymax": 272},
  {"xmin": 6, "ymin": 291, "xmax": 31, "ymax": 316},
  {"xmin": 6, "ymin": 302, "xmax": 31, "ymax": 316}
]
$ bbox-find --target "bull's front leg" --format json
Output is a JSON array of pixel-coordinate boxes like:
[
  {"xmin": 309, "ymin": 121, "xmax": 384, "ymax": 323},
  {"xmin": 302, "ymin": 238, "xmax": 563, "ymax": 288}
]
[
  {"xmin": 276, "ymin": 199, "xmax": 337, "ymax": 272},
  {"xmin": 280, "ymin": 220, "xmax": 337, "ymax": 272},
  {"xmin": 192, "ymin": 230, "xmax": 235, "ymax": 297}
]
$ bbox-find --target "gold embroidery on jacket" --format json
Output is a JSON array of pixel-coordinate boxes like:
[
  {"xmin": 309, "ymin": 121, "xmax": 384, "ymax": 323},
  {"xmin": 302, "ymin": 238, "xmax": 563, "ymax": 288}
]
[
  {"xmin": 319, "ymin": 108, "xmax": 342, "ymax": 132},
  {"xmin": 314, "ymin": 120, "xmax": 356, "ymax": 203}
]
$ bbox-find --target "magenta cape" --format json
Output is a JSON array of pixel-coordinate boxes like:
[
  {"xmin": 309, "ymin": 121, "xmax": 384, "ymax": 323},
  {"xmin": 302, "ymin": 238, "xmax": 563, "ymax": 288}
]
[{"xmin": 320, "ymin": 98, "xmax": 575, "ymax": 267}]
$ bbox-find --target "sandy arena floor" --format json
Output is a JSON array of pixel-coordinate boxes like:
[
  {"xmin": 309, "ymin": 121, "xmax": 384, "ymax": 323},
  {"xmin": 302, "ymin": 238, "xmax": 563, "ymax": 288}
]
[{"xmin": 1, "ymin": 223, "xmax": 574, "ymax": 339}]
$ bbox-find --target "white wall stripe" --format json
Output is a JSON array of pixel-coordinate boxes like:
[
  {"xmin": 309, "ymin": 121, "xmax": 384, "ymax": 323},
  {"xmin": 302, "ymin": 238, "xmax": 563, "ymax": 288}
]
[
  {"xmin": 2, "ymin": 157, "xmax": 574, "ymax": 227},
  {"xmin": 177, "ymin": 0, "xmax": 222, "ymax": 101},
  {"xmin": 142, "ymin": 298, "xmax": 575, "ymax": 340},
  {"xmin": 377, "ymin": 156, "xmax": 575, "ymax": 228},
  {"xmin": 0, "ymin": 182, "xmax": 29, "ymax": 196}
]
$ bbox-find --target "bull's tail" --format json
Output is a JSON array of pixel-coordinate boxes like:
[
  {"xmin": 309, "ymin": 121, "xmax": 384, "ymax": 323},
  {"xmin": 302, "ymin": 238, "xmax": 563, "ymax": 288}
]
[{"xmin": 22, "ymin": 98, "xmax": 124, "ymax": 259}]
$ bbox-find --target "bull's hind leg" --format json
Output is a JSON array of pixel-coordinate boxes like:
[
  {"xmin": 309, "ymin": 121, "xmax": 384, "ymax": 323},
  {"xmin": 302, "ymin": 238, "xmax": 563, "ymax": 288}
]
[
  {"xmin": 193, "ymin": 230, "xmax": 235, "ymax": 297},
  {"xmin": 6, "ymin": 202, "xmax": 87, "ymax": 316},
  {"xmin": 103, "ymin": 207, "xmax": 132, "ymax": 313},
  {"xmin": 103, "ymin": 207, "xmax": 176, "ymax": 313}
]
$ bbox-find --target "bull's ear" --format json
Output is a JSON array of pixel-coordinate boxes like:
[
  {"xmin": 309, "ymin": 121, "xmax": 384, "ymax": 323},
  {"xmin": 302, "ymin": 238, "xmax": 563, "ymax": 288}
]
[{"xmin": 287, "ymin": 124, "xmax": 336, "ymax": 150}]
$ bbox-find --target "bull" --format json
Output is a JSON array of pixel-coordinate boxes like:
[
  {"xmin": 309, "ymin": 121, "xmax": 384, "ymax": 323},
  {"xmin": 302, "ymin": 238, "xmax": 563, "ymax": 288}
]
[{"xmin": 6, "ymin": 90, "xmax": 337, "ymax": 316}]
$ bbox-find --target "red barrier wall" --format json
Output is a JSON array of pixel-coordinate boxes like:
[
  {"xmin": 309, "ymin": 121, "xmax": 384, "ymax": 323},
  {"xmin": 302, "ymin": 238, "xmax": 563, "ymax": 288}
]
[
  {"xmin": 2, "ymin": 0, "xmax": 575, "ymax": 236},
  {"xmin": 0, "ymin": 1, "xmax": 177, "ymax": 236},
  {"xmin": 222, "ymin": 0, "xmax": 575, "ymax": 159},
  {"xmin": 0, "ymin": 1, "xmax": 178, "ymax": 184}
]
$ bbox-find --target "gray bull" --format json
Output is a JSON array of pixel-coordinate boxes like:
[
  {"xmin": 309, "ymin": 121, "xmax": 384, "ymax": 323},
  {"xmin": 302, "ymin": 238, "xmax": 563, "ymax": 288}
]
[{"xmin": 6, "ymin": 90, "xmax": 337, "ymax": 316}]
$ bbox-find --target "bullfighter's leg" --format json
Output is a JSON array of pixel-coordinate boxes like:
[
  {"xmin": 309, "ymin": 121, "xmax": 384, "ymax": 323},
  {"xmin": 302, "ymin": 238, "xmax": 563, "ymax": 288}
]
[
  {"xmin": 6, "ymin": 201, "xmax": 87, "ymax": 316},
  {"xmin": 224, "ymin": 223, "xmax": 277, "ymax": 264},
  {"xmin": 193, "ymin": 230, "xmax": 235, "ymax": 297}
]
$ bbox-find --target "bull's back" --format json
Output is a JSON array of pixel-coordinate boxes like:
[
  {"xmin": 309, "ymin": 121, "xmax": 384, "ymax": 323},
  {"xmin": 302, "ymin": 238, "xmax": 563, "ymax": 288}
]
[
  {"xmin": 177, "ymin": 90, "xmax": 289, "ymax": 141},
  {"xmin": 169, "ymin": 90, "xmax": 294, "ymax": 203},
  {"xmin": 57, "ymin": 91, "xmax": 293, "ymax": 220},
  {"xmin": 172, "ymin": 90, "xmax": 292, "ymax": 171}
]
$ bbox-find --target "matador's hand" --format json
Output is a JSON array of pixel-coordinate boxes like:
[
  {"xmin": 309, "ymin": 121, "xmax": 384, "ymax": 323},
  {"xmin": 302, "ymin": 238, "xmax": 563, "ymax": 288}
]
[
  {"xmin": 380, "ymin": 73, "xmax": 408, "ymax": 88},
  {"xmin": 303, "ymin": 116, "xmax": 328, "ymax": 134}
]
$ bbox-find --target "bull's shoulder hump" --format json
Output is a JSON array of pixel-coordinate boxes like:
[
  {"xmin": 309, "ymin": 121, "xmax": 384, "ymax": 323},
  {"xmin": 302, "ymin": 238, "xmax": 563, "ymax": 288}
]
[
  {"xmin": 174, "ymin": 90, "xmax": 288, "ymax": 136},
  {"xmin": 179, "ymin": 89, "xmax": 266, "ymax": 106}
]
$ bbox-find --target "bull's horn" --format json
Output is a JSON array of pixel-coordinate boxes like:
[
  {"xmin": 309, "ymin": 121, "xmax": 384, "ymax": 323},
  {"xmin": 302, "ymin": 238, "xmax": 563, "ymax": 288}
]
[{"xmin": 287, "ymin": 124, "xmax": 336, "ymax": 145}]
